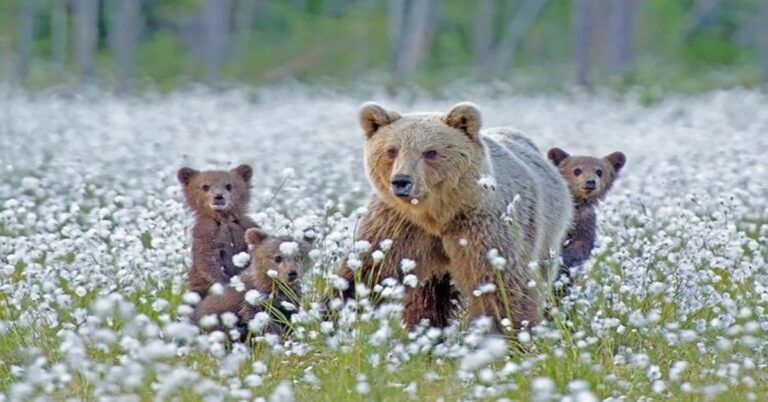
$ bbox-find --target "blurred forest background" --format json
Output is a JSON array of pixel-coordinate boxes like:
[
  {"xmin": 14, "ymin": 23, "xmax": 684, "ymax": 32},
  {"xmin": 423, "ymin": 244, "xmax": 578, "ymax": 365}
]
[{"xmin": 1, "ymin": 0, "xmax": 768, "ymax": 93}]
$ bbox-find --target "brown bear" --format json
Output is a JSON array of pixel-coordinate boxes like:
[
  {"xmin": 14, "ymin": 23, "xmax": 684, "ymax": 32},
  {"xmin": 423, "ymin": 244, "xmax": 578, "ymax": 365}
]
[
  {"xmin": 177, "ymin": 164, "xmax": 258, "ymax": 296},
  {"xmin": 336, "ymin": 102, "xmax": 573, "ymax": 330},
  {"xmin": 192, "ymin": 228, "xmax": 314, "ymax": 336},
  {"xmin": 547, "ymin": 148, "xmax": 626, "ymax": 293}
]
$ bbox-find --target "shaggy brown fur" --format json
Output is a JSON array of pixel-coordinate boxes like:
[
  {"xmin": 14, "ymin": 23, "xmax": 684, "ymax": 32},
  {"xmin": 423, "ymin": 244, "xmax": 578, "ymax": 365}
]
[
  {"xmin": 177, "ymin": 164, "xmax": 258, "ymax": 296},
  {"xmin": 547, "ymin": 148, "xmax": 626, "ymax": 293},
  {"xmin": 193, "ymin": 228, "xmax": 313, "ymax": 337},
  {"xmin": 337, "ymin": 102, "xmax": 573, "ymax": 331}
]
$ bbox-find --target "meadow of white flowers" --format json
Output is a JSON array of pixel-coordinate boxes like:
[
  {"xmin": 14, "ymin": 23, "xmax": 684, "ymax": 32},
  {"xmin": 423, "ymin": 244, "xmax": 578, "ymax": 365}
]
[{"xmin": 0, "ymin": 85, "xmax": 766, "ymax": 401}]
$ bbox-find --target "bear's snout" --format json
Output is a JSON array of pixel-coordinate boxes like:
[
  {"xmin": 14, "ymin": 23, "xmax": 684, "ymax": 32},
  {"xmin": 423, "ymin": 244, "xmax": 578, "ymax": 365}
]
[
  {"xmin": 390, "ymin": 174, "xmax": 414, "ymax": 198},
  {"xmin": 287, "ymin": 269, "xmax": 298, "ymax": 281},
  {"xmin": 585, "ymin": 179, "xmax": 597, "ymax": 191}
]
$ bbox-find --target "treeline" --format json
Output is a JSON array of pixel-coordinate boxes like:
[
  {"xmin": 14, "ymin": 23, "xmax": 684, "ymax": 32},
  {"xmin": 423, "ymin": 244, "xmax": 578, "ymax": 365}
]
[{"xmin": 2, "ymin": 0, "xmax": 767, "ymax": 92}]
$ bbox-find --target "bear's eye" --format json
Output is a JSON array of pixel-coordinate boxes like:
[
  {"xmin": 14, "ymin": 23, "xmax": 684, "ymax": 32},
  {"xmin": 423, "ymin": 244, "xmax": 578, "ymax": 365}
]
[
  {"xmin": 573, "ymin": 168, "xmax": 582, "ymax": 177},
  {"xmin": 274, "ymin": 256, "xmax": 283, "ymax": 263},
  {"xmin": 423, "ymin": 149, "xmax": 438, "ymax": 160},
  {"xmin": 386, "ymin": 148, "xmax": 398, "ymax": 159},
  {"xmin": 595, "ymin": 169, "xmax": 603, "ymax": 178},
  {"xmin": 225, "ymin": 183, "xmax": 233, "ymax": 192},
  {"xmin": 202, "ymin": 184, "xmax": 211, "ymax": 192}
]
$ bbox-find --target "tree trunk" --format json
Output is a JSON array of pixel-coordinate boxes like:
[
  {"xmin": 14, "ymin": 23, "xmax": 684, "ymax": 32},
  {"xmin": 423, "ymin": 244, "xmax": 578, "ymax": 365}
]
[
  {"xmin": 108, "ymin": 0, "xmax": 140, "ymax": 92},
  {"xmin": 391, "ymin": 0, "xmax": 439, "ymax": 85},
  {"xmin": 233, "ymin": 0, "xmax": 260, "ymax": 62},
  {"xmin": 572, "ymin": 0, "xmax": 593, "ymax": 87},
  {"xmin": 74, "ymin": 0, "xmax": 99, "ymax": 83},
  {"xmin": 16, "ymin": 0, "xmax": 38, "ymax": 84},
  {"xmin": 609, "ymin": 0, "xmax": 636, "ymax": 74},
  {"xmin": 51, "ymin": 0, "xmax": 69, "ymax": 79},
  {"xmin": 761, "ymin": 0, "xmax": 768, "ymax": 83},
  {"xmin": 492, "ymin": 0, "xmax": 548, "ymax": 74},
  {"xmin": 473, "ymin": 0, "xmax": 495, "ymax": 78},
  {"xmin": 201, "ymin": 0, "xmax": 234, "ymax": 82}
]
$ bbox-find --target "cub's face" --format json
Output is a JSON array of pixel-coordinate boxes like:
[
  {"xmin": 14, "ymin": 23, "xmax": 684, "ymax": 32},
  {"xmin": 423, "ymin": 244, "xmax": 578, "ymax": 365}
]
[
  {"xmin": 359, "ymin": 102, "xmax": 483, "ymax": 210},
  {"xmin": 243, "ymin": 229, "xmax": 313, "ymax": 288},
  {"xmin": 548, "ymin": 148, "xmax": 626, "ymax": 202},
  {"xmin": 177, "ymin": 164, "xmax": 252, "ymax": 216}
]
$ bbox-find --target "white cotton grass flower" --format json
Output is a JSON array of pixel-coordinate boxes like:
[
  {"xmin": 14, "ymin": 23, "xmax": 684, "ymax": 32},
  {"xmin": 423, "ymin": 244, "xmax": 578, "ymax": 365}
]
[
  {"xmin": 230, "ymin": 276, "xmax": 246, "ymax": 292},
  {"xmin": 459, "ymin": 336, "xmax": 507, "ymax": 372},
  {"xmin": 473, "ymin": 283, "xmax": 497, "ymax": 297},
  {"xmin": 477, "ymin": 175, "xmax": 497, "ymax": 190},
  {"xmin": 248, "ymin": 312, "xmax": 272, "ymax": 333},
  {"xmin": 182, "ymin": 292, "xmax": 201, "ymax": 305},
  {"xmin": 372, "ymin": 250, "xmax": 385, "ymax": 263},
  {"xmin": 245, "ymin": 289, "xmax": 264, "ymax": 305},
  {"xmin": 208, "ymin": 283, "xmax": 225, "ymax": 296},
  {"xmin": 486, "ymin": 248, "xmax": 506, "ymax": 270},
  {"xmin": 379, "ymin": 239, "xmax": 393, "ymax": 251},
  {"xmin": 279, "ymin": 241, "xmax": 299, "ymax": 256},
  {"xmin": 267, "ymin": 269, "xmax": 278, "ymax": 279},
  {"xmin": 220, "ymin": 312, "xmax": 238, "ymax": 328},
  {"xmin": 400, "ymin": 258, "xmax": 416, "ymax": 273},
  {"xmin": 403, "ymin": 274, "xmax": 419, "ymax": 288},
  {"xmin": 280, "ymin": 168, "xmax": 295, "ymax": 178},
  {"xmin": 270, "ymin": 381, "xmax": 294, "ymax": 402},
  {"xmin": 354, "ymin": 240, "xmax": 371, "ymax": 253},
  {"xmin": 232, "ymin": 252, "xmax": 250, "ymax": 268},
  {"xmin": 199, "ymin": 314, "xmax": 219, "ymax": 329}
]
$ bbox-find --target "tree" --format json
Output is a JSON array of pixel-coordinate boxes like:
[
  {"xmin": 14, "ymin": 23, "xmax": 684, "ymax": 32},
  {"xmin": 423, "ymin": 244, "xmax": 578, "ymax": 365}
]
[
  {"xmin": 74, "ymin": 0, "xmax": 99, "ymax": 83},
  {"xmin": 108, "ymin": 0, "xmax": 140, "ymax": 92},
  {"xmin": 390, "ymin": 0, "xmax": 440, "ymax": 85},
  {"xmin": 16, "ymin": 0, "xmax": 38, "ymax": 83},
  {"xmin": 201, "ymin": 0, "xmax": 234, "ymax": 82},
  {"xmin": 761, "ymin": 0, "xmax": 768, "ymax": 83},
  {"xmin": 572, "ymin": 0, "xmax": 593, "ymax": 87},
  {"xmin": 51, "ymin": 0, "xmax": 69, "ymax": 78},
  {"xmin": 609, "ymin": 0, "xmax": 637, "ymax": 75}
]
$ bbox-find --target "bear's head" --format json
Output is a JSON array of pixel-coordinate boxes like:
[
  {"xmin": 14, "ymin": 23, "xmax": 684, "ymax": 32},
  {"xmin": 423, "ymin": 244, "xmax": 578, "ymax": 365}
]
[
  {"xmin": 239, "ymin": 228, "xmax": 314, "ymax": 293},
  {"xmin": 177, "ymin": 164, "xmax": 253, "ymax": 218},
  {"xmin": 359, "ymin": 102, "xmax": 485, "ymax": 215},
  {"xmin": 547, "ymin": 148, "xmax": 626, "ymax": 204}
]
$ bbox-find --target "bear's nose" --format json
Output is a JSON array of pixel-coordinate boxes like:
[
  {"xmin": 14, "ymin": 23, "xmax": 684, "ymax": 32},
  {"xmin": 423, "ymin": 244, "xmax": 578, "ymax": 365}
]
[
  {"xmin": 390, "ymin": 174, "xmax": 413, "ymax": 197},
  {"xmin": 214, "ymin": 194, "xmax": 225, "ymax": 201},
  {"xmin": 585, "ymin": 179, "xmax": 596, "ymax": 190},
  {"xmin": 288, "ymin": 269, "xmax": 298, "ymax": 281}
]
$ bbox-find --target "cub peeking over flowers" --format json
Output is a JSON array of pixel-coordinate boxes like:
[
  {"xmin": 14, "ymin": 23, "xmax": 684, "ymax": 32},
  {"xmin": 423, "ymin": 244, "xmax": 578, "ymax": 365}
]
[{"xmin": 193, "ymin": 228, "xmax": 314, "ymax": 338}]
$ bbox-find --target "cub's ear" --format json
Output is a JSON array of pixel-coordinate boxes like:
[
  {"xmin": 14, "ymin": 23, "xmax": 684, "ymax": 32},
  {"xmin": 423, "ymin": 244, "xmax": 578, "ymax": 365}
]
[
  {"xmin": 245, "ymin": 228, "xmax": 269, "ymax": 246},
  {"xmin": 603, "ymin": 151, "xmax": 626, "ymax": 173},
  {"xmin": 232, "ymin": 164, "xmax": 253, "ymax": 183},
  {"xmin": 547, "ymin": 148, "xmax": 570, "ymax": 166},
  {"xmin": 177, "ymin": 167, "xmax": 198, "ymax": 186},
  {"xmin": 444, "ymin": 102, "xmax": 482, "ymax": 141},
  {"xmin": 360, "ymin": 102, "xmax": 401, "ymax": 138}
]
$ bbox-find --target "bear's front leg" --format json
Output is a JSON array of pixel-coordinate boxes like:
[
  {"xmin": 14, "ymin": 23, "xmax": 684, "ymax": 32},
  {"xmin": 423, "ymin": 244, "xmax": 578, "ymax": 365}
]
[
  {"xmin": 403, "ymin": 273, "xmax": 460, "ymax": 328},
  {"xmin": 336, "ymin": 198, "xmax": 455, "ymax": 328},
  {"xmin": 442, "ymin": 216, "xmax": 544, "ymax": 331}
]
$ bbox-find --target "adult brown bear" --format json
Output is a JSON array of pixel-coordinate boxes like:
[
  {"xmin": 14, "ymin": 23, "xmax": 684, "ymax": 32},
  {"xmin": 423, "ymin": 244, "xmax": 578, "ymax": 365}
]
[{"xmin": 337, "ymin": 102, "xmax": 573, "ymax": 330}]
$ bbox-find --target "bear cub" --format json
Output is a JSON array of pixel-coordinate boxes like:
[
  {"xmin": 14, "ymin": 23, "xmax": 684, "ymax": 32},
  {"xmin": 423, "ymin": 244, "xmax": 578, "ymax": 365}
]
[
  {"xmin": 547, "ymin": 148, "xmax": 626, "ymax": 292},
  {"xmin": 177, "ymin": 164, "xmax": 258, "ymax": 296},
  {"xmin": 193, "ymin": 228, "xmax": 314, "ymax": 337}
]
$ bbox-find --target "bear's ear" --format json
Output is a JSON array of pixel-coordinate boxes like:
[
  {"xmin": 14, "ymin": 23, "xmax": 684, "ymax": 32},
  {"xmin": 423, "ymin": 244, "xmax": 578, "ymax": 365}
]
[
  {"xmin": 301, "ymin": 228, "xmax": 317, "ymax": 245},
  {"xmin": 245, "ymin": 228, "xmax": 269, "ymax": 246},
  {"xmin": 443, "ymin": 102, "xmax": 482, "ymax": 141},
  {"xmin": 177, "ymin": 167, "xmax": 198, "ymax": 186},
  {"xmin": 603, "ymin": 151, "xmax": 626, "ymax": 173},
  {"xmin": 360, "ymin": 102, "xmax": 400, "ymax": 138},
  {"xmin": 232, "ymin": 164, "xmax": 253, "ymax": 183},
  {"xmin": 547, "ymin": 148, "xmax": 570, "ymax": 166}
]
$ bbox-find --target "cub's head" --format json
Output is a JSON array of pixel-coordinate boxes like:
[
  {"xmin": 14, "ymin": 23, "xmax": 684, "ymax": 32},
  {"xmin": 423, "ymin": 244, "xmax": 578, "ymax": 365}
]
[
  {"xmin": 177, "ymin": 164, "xmax": 252, "ymax": 217},
  {"xmin": 359, "ymin": 102, "xmax": 484, "ymax": 211},
  {"xmin": 240, "ymin": 228, "xmax": 314, "ymax": 292},
  {"xmin": 547, "ymin": 148, "xmax": 626, "ymax": 204}
]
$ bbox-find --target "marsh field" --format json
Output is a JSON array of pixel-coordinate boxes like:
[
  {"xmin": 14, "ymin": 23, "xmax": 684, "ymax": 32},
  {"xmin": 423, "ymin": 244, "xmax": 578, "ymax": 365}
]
[{"xmin": 0, "ymin": 86, "xmax": 767, "ymax": 401}]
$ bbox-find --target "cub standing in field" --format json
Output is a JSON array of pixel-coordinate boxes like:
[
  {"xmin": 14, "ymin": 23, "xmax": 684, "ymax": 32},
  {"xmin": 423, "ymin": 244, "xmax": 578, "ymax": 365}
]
[
  {"xmin": 177, "ymin": 164, "xmax": 258, "ymax": 296},
  {"xmin": 547, "ymin": 148, "xmax": 626, "ymax": 295},
  {"xmin": 193, "ymin": 228, "xmax": 314, "ymax": 337}
]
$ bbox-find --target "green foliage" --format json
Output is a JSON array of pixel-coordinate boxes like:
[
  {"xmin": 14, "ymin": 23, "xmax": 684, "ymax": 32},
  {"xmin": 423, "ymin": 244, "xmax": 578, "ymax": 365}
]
[{"xmin": 0, "ymin": 0, "xmax": 765, "ymax": 92}]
